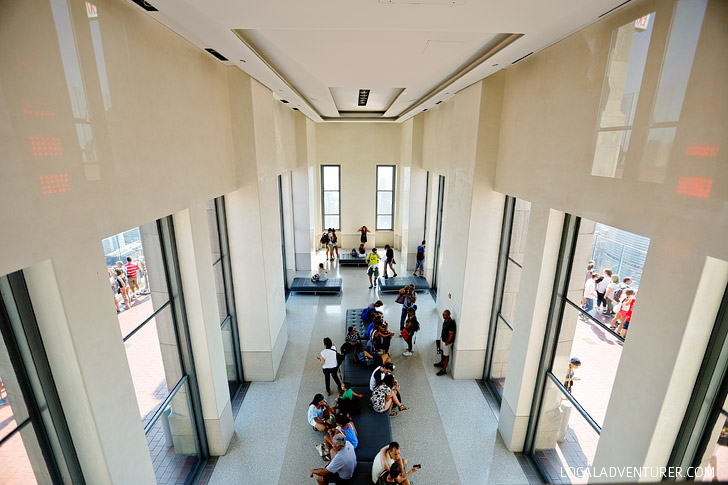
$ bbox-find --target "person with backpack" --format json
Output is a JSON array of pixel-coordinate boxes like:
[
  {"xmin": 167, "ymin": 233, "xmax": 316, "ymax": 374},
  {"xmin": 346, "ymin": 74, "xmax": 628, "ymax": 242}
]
[
  {"xmin": 414, "ymin": 241, "xmax": 425, "ymax": 277},
  {"xmin": 361, "ymin": 300, "xmax": 383, "ymax": 323},
  {"xmin": 366, "ymin": 248, "xmax": 381, "ymax": 289},
  {"xmin": 397, "ymin": 284, "xmax": 417, "ymax": 332},
  {"xmin": 401, "ymin": 307, "xmax": 420, "ymax": 356},
  {"xmin": 320, "ymin": 231, "xmax": 331, "ymax": 260},
  {"xmin": 604, "ymin": 274, "xmax": 620, "ymax": 315},
  {"xmin": 318, "ymin": 337, "xmax": 342, "ymax": 396}
]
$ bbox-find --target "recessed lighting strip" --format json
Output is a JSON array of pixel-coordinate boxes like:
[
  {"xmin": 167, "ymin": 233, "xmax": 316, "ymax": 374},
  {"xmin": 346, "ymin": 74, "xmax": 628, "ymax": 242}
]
[
  {"xmin": 396, "ymin": 33, "xmax": 522, "ymax": 120},
  {"xmin": 231, "ymin": 29, "xmax": 324, "ymax": 120}
]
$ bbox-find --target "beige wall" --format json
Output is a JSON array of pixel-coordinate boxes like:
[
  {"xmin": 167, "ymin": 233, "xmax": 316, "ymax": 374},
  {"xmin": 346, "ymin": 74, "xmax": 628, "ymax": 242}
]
[{"xmin": 315, "ymin": 123, "xmax": 401, "ymax": 249}]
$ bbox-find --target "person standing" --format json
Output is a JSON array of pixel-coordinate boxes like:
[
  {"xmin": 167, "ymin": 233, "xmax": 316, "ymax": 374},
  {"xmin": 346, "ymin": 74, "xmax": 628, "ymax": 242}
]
[
  {"xmin": 331, "ymin": 229, "xmax": 339, "ymax": 259},
  {"xmin": 125, "ymin": 257, "xmax": 141, "ymax": 297},
  {"xmin": 321, "ymin": 231, "xmax": 331, "ymax": 261},
  {"xmin": 582, "ymin": 273, "xmax": 598, "ymax": 314},
  {"xmin": 604, "ymin": 274, "xmax": 620, "ymax": 315},
  {"xmin": 564, "ymin": 357, "xmax": 581, "ymax": 393},
  {"xmin": 366, "ymin": 248, "xmax": 381, "ymax": 289},
  {"xmin": 383, "ymin": 244, "xmax": 397, "ymax": 279},
  {"xmin": 414, "ymin": 241, "xmax": 425, "ymax": 277},
  {"xmin": 318, "ymin": 338, "xmax": 342, "ymax": 396},
  {"xmin": 114, "ymin": 268, "xmax": 131, "ymax": 309},
  {"xmin": 402, "ymin": 307, "xmax": 420, "ymax": 356},
  {"xmin": 435, "ymin": 310, "xmax": 456, "ymax": 376},
  {"xmin": 326, "ymin": 228, "xmax": 335, "ymax": 261},
  {"xmin": 358, "ymin": 226, "xmax": 371, "ymax": 249},
  {"xmin": 397, "ymin": 284, "xmax": 417, "ymax": 332},
  {"xmin": 595, "ymin": 268, "xmax": 612, "ymax": 313}
]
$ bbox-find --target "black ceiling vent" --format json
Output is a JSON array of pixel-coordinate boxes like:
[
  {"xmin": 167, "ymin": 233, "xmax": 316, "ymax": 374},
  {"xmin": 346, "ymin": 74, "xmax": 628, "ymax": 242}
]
[
  {"xmin": 435, "ymin": 101, "xmax": 443, "ymax": 105},
  {"xmin": 204, "ymin": 48, "xmax": 228, "ymax": 62},
  {"xmin": 512, "ymin": 52, "xmax": 534, "ymax": 65},
  {"xmin": 131, "ymin": 0, "xmax": 157, "ymax": 11},
  {"xmin": 423, "ymin": 109, "xmax": 428, "ymax": 112},
  {"xmin": 292, "ymin": 107, "xmax": 299, "ymax": 111},
  {"xmin": 358, "ymin": 89, "xmax": 370, "ymax": 107},
  {"xmin": 280, "ymin": 99, "xmax": 289, "ymax": 104}
]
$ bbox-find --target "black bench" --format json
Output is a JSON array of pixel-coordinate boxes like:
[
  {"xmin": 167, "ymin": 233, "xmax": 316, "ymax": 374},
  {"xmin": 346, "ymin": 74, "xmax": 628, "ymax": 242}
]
[
  {"xmin": 339, "ymin": 254, "xmax": 368, "ymax": 266},
  {"xmin": 345, "ymin": 308, "xmax": 369, "ymax": 339},
  {"xmin": 376, "ymin": 276, "xmax": 429, "ymax": 293},
  {"xmin": 290, "ymin": 277, "xmax": 342, "ymax": 294}
]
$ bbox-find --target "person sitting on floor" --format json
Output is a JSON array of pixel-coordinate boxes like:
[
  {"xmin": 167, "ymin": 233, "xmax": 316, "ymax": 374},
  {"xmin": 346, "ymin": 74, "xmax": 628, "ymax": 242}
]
[
  {"xmin": 308, "ymin": 393, "xmax": 335, "ymax": 433},
  {"xmin": 324, "ymin": 413, "xmax": 359, "ymax": 456},
  {"xmin": 371, "ymin": 374, "xmax": 408, "ymax": 416},
  {"xmin": 310, "ymin": 433, "xmax": 356, "ymax": 484}
]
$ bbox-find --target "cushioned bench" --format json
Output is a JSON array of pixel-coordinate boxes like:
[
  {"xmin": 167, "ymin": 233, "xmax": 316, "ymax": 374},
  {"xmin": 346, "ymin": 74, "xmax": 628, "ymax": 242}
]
[
  {"xmin": 349, "ymin": 461, "xmax": 373, "ymax": 485},
  {"xmin": 376, "ymin": 275, "xmax": 429, "ymax": 293},
  {"xmin": 345, "ymin": 308, "xmax": 368, "ymax": 339},
  {"xmin": 339, "ymin": 254, "xmax": 369, "ymax": 266},
  {"xmin": 350, "ymin": 387, "xmax": 392, "ymax": 463},
  {"xmin": 342, "ymin": 352, "xmax": 373, "ymax": 388},
  {"xmin": 290, "ymin": 277, "xmax": 342, "ymax": 294}
]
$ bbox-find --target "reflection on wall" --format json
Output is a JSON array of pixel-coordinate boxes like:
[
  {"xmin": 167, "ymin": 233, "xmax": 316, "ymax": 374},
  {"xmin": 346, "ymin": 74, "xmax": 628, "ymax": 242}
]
[{"xmin": 591, "ymin": 0, "xmax": 718, "ymax": 194}]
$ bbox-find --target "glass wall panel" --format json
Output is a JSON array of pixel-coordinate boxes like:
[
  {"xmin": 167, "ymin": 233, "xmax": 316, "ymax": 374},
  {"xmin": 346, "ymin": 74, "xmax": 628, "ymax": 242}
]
[
  {"xmin": 1, "ymin": 423, "xmax": 48, "ymax": 484},
  {"xmin": 533, "ymin": 378, "xmax": 600, "ymax": 484},
  {"xmin": 486, "ymin": 197, "xmax": 531, "ymax": 399},
  {"xmin": 145, "ymin": 381, "xmax": 201, "ymax": 484},
  {"xmin": 701, "ymin": 398, "xmax": 728, "ymax": 482}
]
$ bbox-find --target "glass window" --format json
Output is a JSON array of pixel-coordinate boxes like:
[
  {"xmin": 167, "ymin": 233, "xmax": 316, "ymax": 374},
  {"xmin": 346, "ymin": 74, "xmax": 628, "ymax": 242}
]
[
  {"xmin": 486, "ymin": 197, "xmax": 531, "ymax": 399},
  {"xmin": 376, "ymin": 166, "xmax": 395, "ymax": 230},
  {"xmin": 321, "ymin": 165, "xmax": 340, "ymax": 230},
  {"xmin": 102, "ymin": 218, "xmax": 206, "ymax": 482},
  {"xmin": 206, "ymin": 197, "xmax": 243, "ymax": 396},
  {"xmin": 530, "ymin": 216, "xmax": 651, "ymax": 481}
]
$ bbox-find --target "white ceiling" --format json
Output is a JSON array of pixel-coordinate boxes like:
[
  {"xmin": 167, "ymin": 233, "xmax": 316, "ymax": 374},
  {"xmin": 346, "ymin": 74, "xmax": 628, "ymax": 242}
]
[{"xmin": 146, "ymin": 0, "xmax": 632, "ymax": 122}]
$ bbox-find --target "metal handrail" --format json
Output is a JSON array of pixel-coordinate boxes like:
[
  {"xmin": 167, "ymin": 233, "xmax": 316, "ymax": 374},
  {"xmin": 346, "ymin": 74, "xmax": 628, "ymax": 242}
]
[
  {"xmin": 143, "ymin": 376, "xmax": 188, "ymax": 435},
  {"xmin": 122, "ymin": 300, "xmax": 171, "ymax": 342}
]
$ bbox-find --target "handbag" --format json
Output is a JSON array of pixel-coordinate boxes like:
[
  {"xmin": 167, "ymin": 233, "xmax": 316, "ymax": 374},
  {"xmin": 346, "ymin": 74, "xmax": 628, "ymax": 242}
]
[
  {"xmin": 401, "ymin": 327, "xmax": 410, "ymax": 340},
  {"xmin": 395, "ymin": 292, "xmax": 406, "ymax": 304}
]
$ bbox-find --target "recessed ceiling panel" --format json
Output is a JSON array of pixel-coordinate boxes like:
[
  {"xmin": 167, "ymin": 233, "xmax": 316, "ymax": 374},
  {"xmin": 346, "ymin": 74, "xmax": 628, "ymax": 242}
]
[
  {"xmin": 379, "ymin": 0, "xmax": 466, "ymax": 4},
  {"xmin": 330, "ymin": 87, "xmax": 404, "ymax": 112}
]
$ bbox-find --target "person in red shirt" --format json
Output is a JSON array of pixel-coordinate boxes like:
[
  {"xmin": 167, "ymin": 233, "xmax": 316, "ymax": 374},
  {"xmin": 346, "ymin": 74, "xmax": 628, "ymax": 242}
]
[
  {"xmin": 125, "ymin": 257, "xmax": 140, "ymax": 297},
  {"xmin": 612, "ymin": 289, "xmax": 636, "ymax": 338}
]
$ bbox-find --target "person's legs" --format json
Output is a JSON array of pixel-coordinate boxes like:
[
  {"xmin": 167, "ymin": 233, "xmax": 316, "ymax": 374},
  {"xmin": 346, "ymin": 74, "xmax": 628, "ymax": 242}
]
[
  {"xmin": 583, "ymin": 298, "xmax": 593, "ymax": 313},
  {"xmin": 314, "ymin": 422, "xmax": 327, "ymax": 432},
  {"xmin": 382, "ymin": 336, "xmax": 391, "ymax": 353},
  {"xmin": 606, "ymin": 298, "xmax": 614, "ymax": 314},
  {"xmin": 323, "ymin": 368, "xmax": 332, "ymax": 394},
  {"xmin": 331, "ymin": 368, "xmax": 342, "ymax": 391},
  {"xmin": 400, "ymin": 308, "xmax": 407, "ymax": 332},
  {"xmin": 405, "ymin": 334, "xmax": 414, "ymax": 353},
  {"xmin": 368, "ymin": 268, "xmax": 374, "ymax": 288},
  {"xmin": 620, "ymin": 320, "xmax": 629, "ymax": 338}
]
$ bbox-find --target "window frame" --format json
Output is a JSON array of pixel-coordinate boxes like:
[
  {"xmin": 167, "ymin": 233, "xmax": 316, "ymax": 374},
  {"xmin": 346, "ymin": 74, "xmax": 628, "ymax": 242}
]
[
  {"xmin": 320, "ymin": 165, "xmax": 341, "ymax": 231},
  {"xmin": 376, "ymin": 165, "xmax": 396, "ymax": 231}
]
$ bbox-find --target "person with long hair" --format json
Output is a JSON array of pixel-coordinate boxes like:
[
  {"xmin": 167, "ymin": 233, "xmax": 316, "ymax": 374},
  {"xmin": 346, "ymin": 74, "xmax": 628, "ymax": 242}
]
[{"xmin": 318, "ymin": 337, "xmax": 342, "ymax": 395}]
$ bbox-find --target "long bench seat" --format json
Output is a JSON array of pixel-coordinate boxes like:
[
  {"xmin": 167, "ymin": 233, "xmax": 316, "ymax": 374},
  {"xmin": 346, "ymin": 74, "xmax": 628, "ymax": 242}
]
[
  {"xmin": 376, "ymin": 275, "xmax": 429, "ymax": 293},
  {"xmin": 290, "ymin": 277, "xmax": 342, "ymax": 294},
  {"xmin": 339, "ymin": 254, "xmax": 369, "ymax": 266}
]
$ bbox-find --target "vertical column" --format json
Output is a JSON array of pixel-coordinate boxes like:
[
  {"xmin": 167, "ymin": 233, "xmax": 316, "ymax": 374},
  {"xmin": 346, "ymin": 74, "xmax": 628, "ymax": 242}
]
[
  {"xmin": 292, "ymin": 114, "xmax": 314, "ymax": 272},
  {"xmin": 23, "ymin": 247, "xmax": 155, "ymax": 483},
  {"xmin": 498, "ymin": 206, "xmax": 564, "ymax": 451},
  {"xmin": 226, "ymin": 73, "xmax": 287, "ymax": 381},
  {"xmin": 172, "ymin": 203, "xmax": 234, "ymax": 455}
]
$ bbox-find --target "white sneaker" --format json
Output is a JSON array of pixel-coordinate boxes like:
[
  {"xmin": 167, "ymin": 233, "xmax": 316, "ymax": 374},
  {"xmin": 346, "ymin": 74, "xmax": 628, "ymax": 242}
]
[{"xmin": 403, "ymin": 351, "xmax": 413, "ymax": 356}]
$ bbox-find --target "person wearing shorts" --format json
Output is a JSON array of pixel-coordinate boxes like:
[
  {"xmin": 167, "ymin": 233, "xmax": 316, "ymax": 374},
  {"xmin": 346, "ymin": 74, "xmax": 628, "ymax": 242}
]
[
  {"xmin": 367, "ymin": 248, "xmax": 380, "ymax": 289},
  {"xmin": 611, "ymin": 289, "xmax": 635, "ymax": 338},
  {"xmin": 125, "ymin": 257, "xmax": 140, "ymax": 297},
  {"xmin": 310, "ymin": 433, "xmax": 356, "ymax": 483},
  {"xmin": 434, "ymin": 310, "xmax": 456, "ymax": 376},
  {"xmin": 415, "ymin": 241, "xmax": 425, "ymax": 277}
]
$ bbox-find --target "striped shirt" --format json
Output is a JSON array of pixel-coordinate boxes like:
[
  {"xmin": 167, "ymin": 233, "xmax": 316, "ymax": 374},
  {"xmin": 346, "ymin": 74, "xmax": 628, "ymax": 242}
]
[{"xmin": 125, "ymin": 262, "xmax": 139, "ymax": 278}]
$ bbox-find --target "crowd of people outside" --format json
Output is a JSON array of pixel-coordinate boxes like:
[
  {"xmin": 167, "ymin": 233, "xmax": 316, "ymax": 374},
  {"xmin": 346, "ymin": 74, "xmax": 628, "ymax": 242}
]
[
  {"xmin": 582, "ymin": 260, "xmax": 637, "ymax": 339},
  {"xmin": 108, "ymin": 256, "xmax": 149, "ymax": 313}
]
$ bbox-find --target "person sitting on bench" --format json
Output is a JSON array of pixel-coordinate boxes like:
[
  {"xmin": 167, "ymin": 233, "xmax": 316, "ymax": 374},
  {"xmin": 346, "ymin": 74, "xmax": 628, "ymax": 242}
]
[
  {"xmin": 324, "ymin": 413, "xmax": 358, "ymax": 456},
  {"xmin": 372, "ymin": 319, "xmax": 394, "ymax": 353},
  {"xmin": 355, "ymin": 341, "xmax": 391, "ymax": 368},
  {"xmin": 362, "ymin": 300, "xmax": 383, "ymax": 323},
  {"xmin": 341, "ymin": 326, "xmax": 361, "ymax": 355},
  {"xmin": 372, "ymin": 442, "xmax": 408, "ymax": 484},
  {"xmin": 371, "ymin": 374, "xmax": 408, "ymax": 416},
  {"xmin": 310, "ymin": 433, "xmax": 356, "ymax": 484},
  {"xmin": 375, "ymin": 461, "xmax": 420, "ymax": 485},
  {"xmin": 370, "ymin": 362, "xmax": 394, "ymax": 392},
  {"xmin": 336, "ymin": 381, "xmax": 364, "ymax": 416}
]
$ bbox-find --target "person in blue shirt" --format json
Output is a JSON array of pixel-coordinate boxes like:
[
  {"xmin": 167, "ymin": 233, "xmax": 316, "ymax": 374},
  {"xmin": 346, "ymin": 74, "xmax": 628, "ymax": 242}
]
[{"xmin": 414, "ymin": 241, "xmax": 425, "ymax": 277}]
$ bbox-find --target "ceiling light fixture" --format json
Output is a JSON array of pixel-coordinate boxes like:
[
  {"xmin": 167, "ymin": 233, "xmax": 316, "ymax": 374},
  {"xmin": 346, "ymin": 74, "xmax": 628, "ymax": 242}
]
[
  {"xmin": 358, "ymin": 89, "xmax": 370, "ymax": 107},
  {"xmin": 204, "ymin": 48, "xmax": 228, "ymax": 62}
]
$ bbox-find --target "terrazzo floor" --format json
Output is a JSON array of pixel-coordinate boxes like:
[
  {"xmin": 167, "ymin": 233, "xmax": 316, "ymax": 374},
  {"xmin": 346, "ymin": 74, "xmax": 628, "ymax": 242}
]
[{"xmin": 208, "ymin": 250, "xmax": 530, "ymax": 485}]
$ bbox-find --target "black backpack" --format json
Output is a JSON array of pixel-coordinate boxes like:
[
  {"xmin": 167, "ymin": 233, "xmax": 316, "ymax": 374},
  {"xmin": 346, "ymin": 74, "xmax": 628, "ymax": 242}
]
[
  {"xmin": 417, "ymin": 247, "xmax": 425, "ymax": 260},
  {"xmin": 320, "ymin": 233, "xmax": 329, "ymax": 245}
]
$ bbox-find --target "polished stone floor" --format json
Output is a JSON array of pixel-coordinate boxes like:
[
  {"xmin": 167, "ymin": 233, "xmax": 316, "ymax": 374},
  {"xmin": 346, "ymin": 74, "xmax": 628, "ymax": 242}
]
[{"xmin": 208, "ymin": 250, "xmax": 529, "ymax": 485}]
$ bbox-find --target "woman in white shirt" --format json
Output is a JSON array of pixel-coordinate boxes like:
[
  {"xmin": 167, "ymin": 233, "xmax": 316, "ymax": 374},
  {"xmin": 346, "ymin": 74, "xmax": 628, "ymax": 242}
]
[{"xmin": 318, "ymin": 337, "xmax": 341, "ymax": 395}]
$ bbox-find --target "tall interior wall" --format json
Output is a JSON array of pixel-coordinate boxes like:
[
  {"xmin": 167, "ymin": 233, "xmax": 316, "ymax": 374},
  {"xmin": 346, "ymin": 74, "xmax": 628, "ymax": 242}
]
[{"xmin": 0, "ymin": 0, "xmax": 302, "ymax": 480}]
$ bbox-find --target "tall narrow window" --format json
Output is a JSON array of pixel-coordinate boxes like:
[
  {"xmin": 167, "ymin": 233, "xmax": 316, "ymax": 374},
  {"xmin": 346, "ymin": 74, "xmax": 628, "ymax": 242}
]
[
  {"xmin": 376, "ymin": 165, "xmax": 395, "ymax": 230},
  {"xmin": 321, "ymin": 165, "xmax": 340, "ymax": 230}
]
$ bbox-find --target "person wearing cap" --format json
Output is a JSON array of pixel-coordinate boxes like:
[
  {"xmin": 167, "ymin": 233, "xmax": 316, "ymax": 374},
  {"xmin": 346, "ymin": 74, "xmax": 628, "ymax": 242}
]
[
  {"xmin": 565, "ymin": 357, "xmax": 581, "ymax": 393},
  {"xmin": 310, "ymin": 432, "xmax": 357, "ymax": 483}
]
